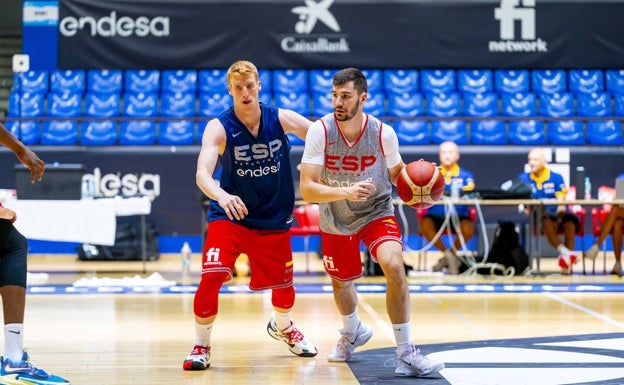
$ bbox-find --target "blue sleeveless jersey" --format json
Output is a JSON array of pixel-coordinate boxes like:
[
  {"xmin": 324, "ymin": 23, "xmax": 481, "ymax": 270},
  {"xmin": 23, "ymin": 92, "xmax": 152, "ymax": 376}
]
[{"xmin": 207, "ymin": 105, "xmax": 295, "ymax": 230}]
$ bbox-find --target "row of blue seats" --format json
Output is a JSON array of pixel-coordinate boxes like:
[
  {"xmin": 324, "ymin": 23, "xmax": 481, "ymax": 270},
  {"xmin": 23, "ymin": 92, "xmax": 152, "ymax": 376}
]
[
  {"xmin": 5, "ymin": 117, "xmax": 623, "ymax": 146},
  {"xmin": 11, "ymin": 68, "xmax": 624, "ymax": 97},
  {"xmin": 9, "ymin": 89, "xmax": 624, "ymax": 121}
]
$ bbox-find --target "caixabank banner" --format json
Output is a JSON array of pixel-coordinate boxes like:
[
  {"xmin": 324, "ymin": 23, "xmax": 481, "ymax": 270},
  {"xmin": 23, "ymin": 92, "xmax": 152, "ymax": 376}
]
[{"xmin": 54, "ymin": 0, "xmax": 624, "ymax": 69}]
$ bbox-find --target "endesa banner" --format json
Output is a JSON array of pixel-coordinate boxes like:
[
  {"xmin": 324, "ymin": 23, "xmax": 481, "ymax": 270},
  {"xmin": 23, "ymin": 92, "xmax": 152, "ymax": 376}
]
[{"xmin": 57, "ymin": 0, "xmax": 624, "ymax": 69}]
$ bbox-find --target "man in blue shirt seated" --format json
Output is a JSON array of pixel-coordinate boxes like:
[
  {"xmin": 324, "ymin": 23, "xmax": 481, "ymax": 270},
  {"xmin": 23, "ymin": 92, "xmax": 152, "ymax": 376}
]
[
  {"xmin": 419, "ymin": 141, "xmax": 475, "ymax": 274},
  {"xmin": 519, "ymin": 147, "xmax": 580, "ymax": 274}
]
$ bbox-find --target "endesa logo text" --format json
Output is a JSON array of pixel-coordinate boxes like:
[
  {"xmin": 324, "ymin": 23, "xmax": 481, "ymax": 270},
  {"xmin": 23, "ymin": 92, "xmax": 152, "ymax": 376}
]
[
  {"xmin": 59, "ymin": 11, "xmax": 170, "ymax": 37},
  {"xmin": 325, "ymin": 155, "xmax": 376, "ymax": 172},
  {"xmin": 82, "ymin": 167, "xmax": 160, "ymax": 198}
]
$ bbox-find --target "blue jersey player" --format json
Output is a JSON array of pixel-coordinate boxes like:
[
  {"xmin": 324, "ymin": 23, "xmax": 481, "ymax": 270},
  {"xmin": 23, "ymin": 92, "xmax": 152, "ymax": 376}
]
[{"xmin": 183, "ymin": 60, "xmax": 317, "ymax": 371}]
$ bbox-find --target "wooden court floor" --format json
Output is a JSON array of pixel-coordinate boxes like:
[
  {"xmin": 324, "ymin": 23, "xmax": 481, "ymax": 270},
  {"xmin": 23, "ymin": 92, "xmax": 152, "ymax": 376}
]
[{"xmin": 15, "ymin": 253, "xmax": 624, "ymax": 385}]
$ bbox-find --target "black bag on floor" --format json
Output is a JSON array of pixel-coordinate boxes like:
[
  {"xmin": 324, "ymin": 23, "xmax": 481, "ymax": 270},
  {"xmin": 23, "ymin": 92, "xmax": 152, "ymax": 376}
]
[
  {"xmin": 77, "ymin": 217, "xmax": 160, "ymax": 261},
  {"xmin": 485, "ymin": 221, "xmax": 529, "ymax": 274}
]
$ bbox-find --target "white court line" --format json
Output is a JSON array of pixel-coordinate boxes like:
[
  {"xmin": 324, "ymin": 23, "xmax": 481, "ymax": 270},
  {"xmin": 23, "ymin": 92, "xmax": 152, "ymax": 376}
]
[
  {"xmin": 544, "ymin": 292, "xmax": 624, "ymax": 329},
  {"xmin": 427, "ymin": 293, "xmax": 494, "ymax": 340}
]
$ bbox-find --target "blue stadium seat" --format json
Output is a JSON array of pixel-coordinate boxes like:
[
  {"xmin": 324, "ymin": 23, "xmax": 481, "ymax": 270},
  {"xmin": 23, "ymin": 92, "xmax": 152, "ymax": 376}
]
[
  {"xmin": 309, "ymin": 69, "xmax": 337, "ymax": 94},
  {"xmin": 457, "ymin": 69, "xmax": 493, "ymax": 94},
  {"xmin": 311, "ymin": 92, "xmax": 333, "ymax": 117},
  {"xmin": 41, "ymin": 91, "xmax": 82, "ymax": 145},
  {"xmin": 199, "ymin": 91, "xmax": 231, "ymax": 119},
  {"xmin": 464, "ymin": 92, "xmax": 498, "ymax": 117},
  {"xmin": 577, "ymin": 92, "xmax": 611, "ymax": 117},
  {"xmin": 159, "ymin": 92, "xmax": 196, "ymax": 145},
  {"xmin": 286, "ymin": 133, "xmax": 304, "ymax": 146},
  {"xmin": 50, "ymin": 70, "xmax": 86, "ymax": 94},
  {"xmin": 470, "ymin": 120, "xmax": 507, "ymax": 145},
  {"xmin": 431, "ymin": 120, "xmax": 468, "ymax": 145},
  {"xmin": 259, "ymin": 91, "xmax": 272, "ymax": 105},
  {"xmin": 615, "ymin": 93, "xmax": 624, "ymax": 116},
  {"xmin": 8, "ymin": 91, "xmax": 45, "ymax": 118},
  {"xmin": 362, "ymin": 92, "xmax": 385, "ymax": 116},
  {"xmin": 14, "ymin": 122, "xmax": 41, "ymax": 145},
  {"xmin": 361, "ymin": 69, "xmax": 383, "ymax": 93},
  {"xmin": 13, "ymin": 70, "xmax": 48, "ymax": 94},
  {"xmin": 87, "ymin": 69, "xmax": 123, "ymax": 94},
  {"xmin": 606, "ymin": 70, "xmax": 624, "ymax": 95},
  {"xmin": 502, "ymin": 92, "xmax": 546, "ymax": 145},
  {"xmin": 85, "ymin": 92, "xmax": 121, "ymax": 118},
  {"xmin": 426, "ymin": 92, "xmax": 461, "ymax": 117},
  {"xmin": 532, "ymin": 69, "xmax": 567, "ymax": 94},
  {"xmin": 509, "ymin": 120, "xmax": 546, "ymax": 145},
  {"xmin": 387, "ymin": 92, "xmax": 423, "ymax": 117},
  {"xmin": 46, "ymin": 91, "xmax": 82, "ymax": 118},
  {"xmin": 539, "ymin": 92, "xmax": 575, "ymax": 117},
  {"xmin": 383, "ymin": 69, "xmax": 419, "ymax": 94},
  {"xmin": 120, "ymin": 92, "xmax": 158, "ymax": 145},
  {"xmin": 464, "ymin": 91, "xmax": 505, "ymax": 145},
  {"xmin": 274, "ymin": 92, "xmax": 310, "ymax": 116},
  {"xmin": 494, "ymin": 69, "xmax": 530, "ymax": 94},
  {"xmin": 586, "ymin": 121, "xmax": 624, "ymax": 145},
  {"xmin": 4, "ymin": 121, "xmax": 40, "ymax": 145},
  {"xmin": 123, "ymin": 92, "xmax": 158, "ymax": 117},
  {"xmin": 395, "ymin": 120, "xmax": 429, "ymax": 145},
  {"xmin": 41, "ymin": 120, "xmax": 79, "ymax": 145},
  {"xmin": 502, "ymin": 92, "xmax": 536, "ymax": 117},
  {"xmin": 120, "ymin": 121, "xmax": 157, "ymax": 146},
  {"xmin": 272, "ymin": 69, "xmax": 308, "ymax": 94},
  {"xmin": 421, "ymin": 69, "xmax": 456, "ymax": 94},
  {"xmin": 81, "ymin": 121, "xmax": 117, "ymax": 146},
  {"xmin": 198, "ymin": 69, "xmax": 228, "ymax": 94},
  {"xmin": 161, "ymin": 69, "xmax": 197, "ymax": 94},
  {"xmin": 569, "ymin": 69, "xmax": 604, "ymax": 95},
  {"xmin": 6, "ymin": 91, "xmax": 43, "ymax": 145},
  {"xmin": 159, "ymin": 120, "xmax": 195, "ymax": 145},
  {"xmin": 124, "ymin": 69, "xmax": 160, "ymax": 94},
  {"xmin": 258, "ymin": 69, "xmax": 272, "ymax": 92},
  {"xmin": 82, "ymin": 92, "xmax": 120, "ymax": 146},
  {"xmin": 547, "ymin": 120, "xmax": 585, "ymax": 145}
]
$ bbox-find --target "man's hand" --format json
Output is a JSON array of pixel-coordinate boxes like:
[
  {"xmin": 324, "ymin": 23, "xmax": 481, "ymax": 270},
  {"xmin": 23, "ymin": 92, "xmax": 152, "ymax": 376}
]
[
  {"xmin": 343, "ymin": 179, "xmax": 376, "ymax": 202},
  {"xmin": 17, "ymin": 147, "xmax": 45, "ymax": 183},
  {"xmin": 0, "ymin": 208, "xmax": 16, "ymax": 223},
  {"xmin": 217, "ymin": 193, "xmax": 249, "ymax": 221}
]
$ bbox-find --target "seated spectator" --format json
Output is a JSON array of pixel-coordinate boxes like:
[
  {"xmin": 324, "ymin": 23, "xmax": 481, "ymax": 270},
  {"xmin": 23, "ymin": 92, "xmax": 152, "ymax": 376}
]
[
  {"xmin": 585, "ymin": 174, "xmax": 624, "ymax": 275},
  {"xmin": 519, "ymin": 148, "xmax": 580, "ymax": 274},
  {"xmin": 420, "ymin": 141, "xmax": 475, "ymax": 274}
]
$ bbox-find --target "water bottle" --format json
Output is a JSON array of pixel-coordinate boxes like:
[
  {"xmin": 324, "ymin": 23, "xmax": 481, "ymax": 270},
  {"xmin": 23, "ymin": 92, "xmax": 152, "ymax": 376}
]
[
  {"xmin": 450, "ymin": 179, "xmax": 460, "ymax": 202},
  {"xmin": 180, "ymin": 242, "xmax": 192, "ymax": 283},
  {"xmin": 584, "ymin": 177, "xmax": 591, "ymax": 200}
]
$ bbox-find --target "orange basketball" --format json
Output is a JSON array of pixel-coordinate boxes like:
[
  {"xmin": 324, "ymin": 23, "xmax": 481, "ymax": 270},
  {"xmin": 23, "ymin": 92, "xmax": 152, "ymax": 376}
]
[{"xmin": 397, "ymin": 159, "xmax": 445, "ymax": 209}]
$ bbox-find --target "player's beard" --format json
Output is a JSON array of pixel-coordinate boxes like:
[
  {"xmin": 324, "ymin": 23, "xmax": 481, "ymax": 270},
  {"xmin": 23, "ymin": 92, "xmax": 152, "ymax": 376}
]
[{"xmin": 334, "ymin": 99, "xmax": 360, "ymax": 122}]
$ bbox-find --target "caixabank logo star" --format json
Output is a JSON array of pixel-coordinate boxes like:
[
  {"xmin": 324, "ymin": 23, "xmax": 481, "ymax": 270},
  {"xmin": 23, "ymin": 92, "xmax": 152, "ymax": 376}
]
[
  {"xmin": 281, "ymin": 0, "xmax": 350, "ymax": 53},
  {"xmin": 349, "ymin": 333, "xmax": 624, "ymax": 384}
]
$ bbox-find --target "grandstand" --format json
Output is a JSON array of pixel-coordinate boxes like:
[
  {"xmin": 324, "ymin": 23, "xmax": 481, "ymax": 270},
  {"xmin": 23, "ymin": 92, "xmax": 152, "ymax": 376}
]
[{"xmin": 4, "ymin": 68, "xmax": 624, "ymax": 146}]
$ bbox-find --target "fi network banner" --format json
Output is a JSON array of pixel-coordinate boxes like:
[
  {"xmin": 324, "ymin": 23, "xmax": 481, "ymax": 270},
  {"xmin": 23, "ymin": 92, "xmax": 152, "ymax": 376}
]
[{"xmin": 57, "ymin": 0, "xmax": 624, "ymax": 69}]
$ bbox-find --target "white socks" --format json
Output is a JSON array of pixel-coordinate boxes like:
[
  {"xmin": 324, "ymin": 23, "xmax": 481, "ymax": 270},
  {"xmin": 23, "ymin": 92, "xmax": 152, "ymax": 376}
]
[
  {"xmin": 557, "ymin": 245, "xmax": 571, "ymax": 257},
  {"xmin": 4, "ymin": 324, "xmax": 24, "ymax": 362},
  {"xmin": 342, "ymin": 310, "xmax": 361, "ymax": 335},
  {"xmin": 274, "ymin": 310, "xmax": 293, "ymax": 331},
  {"xmin": 393, "ymin": 322, "xmax": 412, "ymax": 355},
  {"xmin": 194, "ymin": 322, "xmax": 213, "ymax": 348}
]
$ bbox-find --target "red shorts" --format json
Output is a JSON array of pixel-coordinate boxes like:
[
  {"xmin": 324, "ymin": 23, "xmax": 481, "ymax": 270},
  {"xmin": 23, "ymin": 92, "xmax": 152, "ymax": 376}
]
[
  {"xmin": 321, "ymin": 216, "xmax": 402, "ymax": 281},
  {"xmin": 202, "ymin": 220, "xmax": 294, "ymax": 291}
]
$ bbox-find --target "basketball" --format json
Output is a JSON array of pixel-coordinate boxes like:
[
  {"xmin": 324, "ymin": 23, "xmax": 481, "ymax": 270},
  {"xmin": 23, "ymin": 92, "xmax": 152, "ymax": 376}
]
[{"xmin": 396, "ymin": 159, "xmax": 445, "ymax": 209}]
